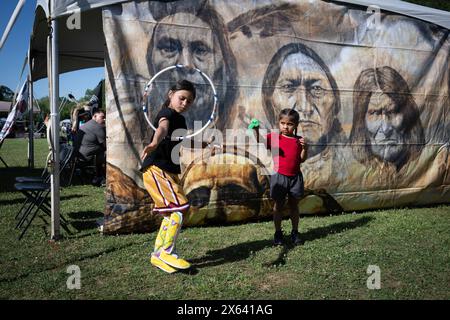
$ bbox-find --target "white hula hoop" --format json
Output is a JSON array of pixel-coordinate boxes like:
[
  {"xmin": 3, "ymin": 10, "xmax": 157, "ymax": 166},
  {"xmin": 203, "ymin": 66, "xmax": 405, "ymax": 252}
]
[{"xmin": 141, "ymin": 64, "xmax": 218, "ymax": 141}]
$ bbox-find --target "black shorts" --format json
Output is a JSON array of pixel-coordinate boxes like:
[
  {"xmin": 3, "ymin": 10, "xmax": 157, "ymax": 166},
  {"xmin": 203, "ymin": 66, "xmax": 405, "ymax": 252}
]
[{"xmin": 270, "ymin": 172, "xmax": 304, "ymax": 202}]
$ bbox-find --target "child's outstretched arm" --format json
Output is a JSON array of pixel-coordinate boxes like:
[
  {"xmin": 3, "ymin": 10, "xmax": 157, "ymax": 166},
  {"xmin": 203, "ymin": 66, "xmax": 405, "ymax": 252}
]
[
  {"xmin": 141, "ymin": 118, "xmax": 169, "ymax": 160},
  {"xmin": 248, "ymin": 119, "xmax": 267, "ymax": 146},
  {"xmin": 299, "ymin": 137, "xmax": 308, "ymax": 162}
]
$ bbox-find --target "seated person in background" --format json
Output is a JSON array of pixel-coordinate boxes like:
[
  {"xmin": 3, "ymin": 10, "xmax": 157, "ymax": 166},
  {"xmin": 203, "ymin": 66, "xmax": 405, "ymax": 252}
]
[
  {"xmin": 74, "ymin": 109, "xmax": 106, "ymax": 186},
  {"xmin": 71, "ymin": 105, "xmax": 92, "ymax": 134},
  {"xmin": 71, "ymin": 80, "xmax": 104, "ymax": 135}
]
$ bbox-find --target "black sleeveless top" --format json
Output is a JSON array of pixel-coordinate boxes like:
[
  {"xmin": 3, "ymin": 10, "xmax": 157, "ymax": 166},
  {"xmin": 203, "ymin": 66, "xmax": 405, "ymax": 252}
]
[{"xmin": 140, "ymin": 107, "xmax": 187, "ymax": 174}]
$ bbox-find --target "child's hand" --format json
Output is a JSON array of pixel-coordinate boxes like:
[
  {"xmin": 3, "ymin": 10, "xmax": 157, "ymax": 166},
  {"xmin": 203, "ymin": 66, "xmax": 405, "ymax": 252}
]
[
  {"xmin": 141, "ymin": 143, "xmax": 157, "ymax": 160},
  {"xmin": 248, "ymin": 118, "xmax": 260, "ymax": 130},
  {"xmin": 247, "ymin": 118, "xmax": 260, "ymax": 136},
  {"xmin": 299, "ymin": 137, "xmax": 307, "ymax": 148},
  {"xmin": 299, "ymin": 137, "xmax": 308, "ymax": 162}
]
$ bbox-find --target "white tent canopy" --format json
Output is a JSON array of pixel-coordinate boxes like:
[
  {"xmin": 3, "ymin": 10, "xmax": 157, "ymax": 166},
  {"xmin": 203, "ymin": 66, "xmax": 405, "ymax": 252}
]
[
  {"xmin": 30, "ymin": 3, "xmax": 111, "ymax": 80},
  {"xmin": 36, "ymin": 0, "xmax": 128, "ymax": 18},
  {"xmin": 30, "ymin": 0, "xmax": 450, "ymax": 81}
]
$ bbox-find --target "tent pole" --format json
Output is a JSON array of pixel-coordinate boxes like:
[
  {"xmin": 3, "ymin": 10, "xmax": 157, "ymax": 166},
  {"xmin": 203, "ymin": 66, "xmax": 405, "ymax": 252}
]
[
  {"xmin": 0, "ymin": 0, "xmax": 26, "ymax": 50},
  {"xmin": 49, "ymin": 10, "xmax": 61, "ymax": 241},
  {"xmin": 27, "ymin": 46, "xmax": 34, "ymax": 169}
]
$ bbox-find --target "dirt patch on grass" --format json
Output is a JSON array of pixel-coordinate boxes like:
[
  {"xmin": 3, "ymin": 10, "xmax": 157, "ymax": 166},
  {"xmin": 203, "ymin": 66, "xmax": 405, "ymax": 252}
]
[{"xmin": 254, "ymin": 271, "xmax": 298, "ymax": 294}]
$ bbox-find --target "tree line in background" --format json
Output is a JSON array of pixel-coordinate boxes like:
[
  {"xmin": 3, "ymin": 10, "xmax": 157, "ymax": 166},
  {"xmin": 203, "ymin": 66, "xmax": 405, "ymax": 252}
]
[
  {"xmin": 0, "ymin": 84, "xmax": 105, "ymax": 125},
  {"xmin": 35, "ymin": 86, "xmax": 105, "ymax": 121},
  {"xmin": 0, "ymin": 85, "xmax": 15, "ymax": 102}
]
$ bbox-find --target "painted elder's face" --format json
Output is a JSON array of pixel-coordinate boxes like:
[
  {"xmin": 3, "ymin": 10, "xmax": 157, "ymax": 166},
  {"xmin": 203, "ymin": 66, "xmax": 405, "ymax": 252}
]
[
  {"xmin": 272, "ymin": 53, "xmax": 335, "ymax": 145},
  {"xmin": 150, "ymin": 13, "xmax": 224, "ymax": 128},
  {"xmin": 365, "ymin": 93, "xmax": 406, "ymax": 162},
  {"xmin": 152, "ymin": 13, "xmax": 223, "ymax": 78}
]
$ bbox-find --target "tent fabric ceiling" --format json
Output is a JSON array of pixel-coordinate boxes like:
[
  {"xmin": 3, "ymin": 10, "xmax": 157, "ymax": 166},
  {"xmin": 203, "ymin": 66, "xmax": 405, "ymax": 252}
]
[
  {"xmin": 30, "ymin": 0, "xmax": 450, "ymax": 81},
  {"xmin": 30, "ymin": 5, "xmax": 108, "ymax": 80},
  {"xmin": 35, "ymin": 0, "xmax": 129, "ymax": 18}
]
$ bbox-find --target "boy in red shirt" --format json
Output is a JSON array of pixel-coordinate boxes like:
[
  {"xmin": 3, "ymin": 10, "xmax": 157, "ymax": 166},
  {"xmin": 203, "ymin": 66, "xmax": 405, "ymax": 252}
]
[{"xmin": 251, "ymin": 109, "xmax": 307, "ymax": 245}]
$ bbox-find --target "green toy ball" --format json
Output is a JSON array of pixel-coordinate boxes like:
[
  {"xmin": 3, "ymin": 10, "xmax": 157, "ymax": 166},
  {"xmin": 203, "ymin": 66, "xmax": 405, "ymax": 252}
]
[{"xmin": 248, "ymin": 118, "xmax": 260, "ymax": 129}]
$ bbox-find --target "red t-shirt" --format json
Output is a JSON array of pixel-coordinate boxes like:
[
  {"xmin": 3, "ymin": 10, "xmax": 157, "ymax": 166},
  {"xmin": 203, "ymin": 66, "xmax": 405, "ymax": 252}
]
[{"xmin": 266, "ymin": 132, "xmax": 303, "ymax": 176}]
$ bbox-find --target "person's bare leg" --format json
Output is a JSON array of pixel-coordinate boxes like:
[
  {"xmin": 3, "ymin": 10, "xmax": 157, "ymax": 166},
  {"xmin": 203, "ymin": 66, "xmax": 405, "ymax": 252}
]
[
  {"xmin": 273, "ymin": 200, "xmax": 285, "ymax": 232},
  {"xmin": 288, "ymin": 197, "xmax": 302, "ymax": 244},
  {"xmin": 288, "ymin": 197, "xmax": 300, "ymax": 232},
  {"xmin": 273, "ymin": 200, "xmax": 285, "ymax": 245}
]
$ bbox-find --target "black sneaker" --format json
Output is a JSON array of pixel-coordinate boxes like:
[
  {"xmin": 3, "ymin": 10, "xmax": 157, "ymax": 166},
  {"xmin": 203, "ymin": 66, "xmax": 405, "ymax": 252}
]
[
  {"xmin": 274, "ymin": 230, "xmax": 284, "ymax": 246},
  {"xmin": 291, "ymin": 230, "xmax": 302, "ymax": 245}
]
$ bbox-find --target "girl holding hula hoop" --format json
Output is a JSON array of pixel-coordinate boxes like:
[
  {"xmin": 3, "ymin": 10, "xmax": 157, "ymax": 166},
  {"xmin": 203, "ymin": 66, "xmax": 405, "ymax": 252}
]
[
  {"xmin": 141, "ymin": 69, "xmax": 220, "ymax": 273},
  {"xmin": 141, "ymin": 62, "xmax": 220, "ymax": 273},
  {"xmin": 141, "ymin": 79, "xmax": 196, "ymax": 273}
]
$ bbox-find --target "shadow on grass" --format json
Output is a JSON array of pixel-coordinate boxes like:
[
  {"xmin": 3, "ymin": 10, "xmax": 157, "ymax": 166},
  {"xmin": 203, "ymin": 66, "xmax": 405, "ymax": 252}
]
[
  {"xmin": 0, "ymin": 194, "xmax": 89, "ymax": 207},
  {"xmin": 67, "ymin": 210, "xmax": 103, "ymax": 220},
  {"xmin": 190, "ymin": 216, "xmax": 373, "ymax": 271},
  {"xmin": 0, "ymin": 198, "xmax": 34, "ymax": 206},
  {"xmin": 190, "ymin": 239, "xmax": 273, "ymax": 269},
  {"xmin": 266, "ymin": 216, "xmax": 374, "ymax": 267},
  {"xmin": 70, "ymin": 220, "xmax": 100, "ymax": 231},
  {"xmin": 66, "ymin": 210, "xmax": 103, "ymax": 232},
  {"xmin": 301, "ymin": 216, "xmax": 373, "ymax": 243},
  {"xmin": 0, "ymin": 240, "xmax": 140, "ymax": 284},
  {"xmin": 13, "ymin": 210, "xmax": 102, "ymax": 240}
]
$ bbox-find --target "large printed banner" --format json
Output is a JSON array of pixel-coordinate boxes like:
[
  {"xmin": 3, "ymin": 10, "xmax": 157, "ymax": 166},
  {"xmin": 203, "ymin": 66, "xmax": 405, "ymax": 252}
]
[{"xmin": 103, "ymin": 0, "xmax": 450, "ymax": 234}]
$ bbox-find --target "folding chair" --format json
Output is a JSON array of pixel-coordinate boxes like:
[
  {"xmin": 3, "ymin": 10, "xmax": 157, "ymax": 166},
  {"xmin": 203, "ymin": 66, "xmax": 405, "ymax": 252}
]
[
  {"xmin": 13, "ymin": 124, "xmax": 54, "ymax": 219},
  {"xmin": 0, "ymin": 140, "xmax": 9, "ymax": 167},
  {"xmin": 14, "ymin": 117, "xmax": 76, "ymax": 188},
  {"xmin": 15, "ymin": 151, "xmax": 52, "ymax": 184},
  {"xmin": 69, "ymin": 154, "xmax": 97, "ymax": 185},
  {"xmin": 13, "ymin": 150, "xmax": 53, "ymax": 221},
  {"xmin": 0, "ymin": 157, "xmax": 7, "ymax": 167},
  {"xmin": 69, "ymin": 125, "xmax": 97, "ymax": 185},
  {"xmin": 14, "ymin": 143, "xmax": 74, "ymax": 240}
]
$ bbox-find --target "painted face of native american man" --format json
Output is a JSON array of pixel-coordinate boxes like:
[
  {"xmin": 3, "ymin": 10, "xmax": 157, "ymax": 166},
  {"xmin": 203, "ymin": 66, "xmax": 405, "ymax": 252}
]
[
  {"xmin": 147, "ymin": 5, "xmax": 237, "ymax": 130},
  {"xmin": 262, "ymin": 43, "xmax": 345, "ymax": 158}
]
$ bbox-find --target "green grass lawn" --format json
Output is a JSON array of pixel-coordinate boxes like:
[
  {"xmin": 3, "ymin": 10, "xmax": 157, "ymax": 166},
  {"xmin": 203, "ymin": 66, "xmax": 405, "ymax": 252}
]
[{"xmin": 0, "ymin": 138, "xmax": 449, "ymax": 299}]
